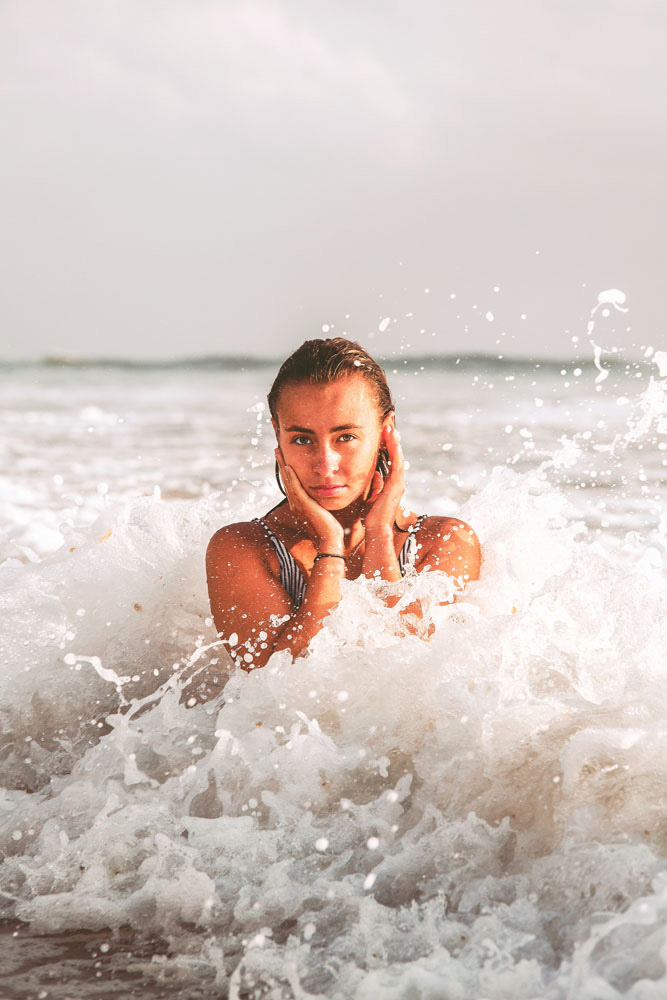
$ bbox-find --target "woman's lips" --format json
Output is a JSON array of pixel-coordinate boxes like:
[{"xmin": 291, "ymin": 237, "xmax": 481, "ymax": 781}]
[{"xmin": 311, "ymin": 485, "xmax": 346, "ymax": 497}]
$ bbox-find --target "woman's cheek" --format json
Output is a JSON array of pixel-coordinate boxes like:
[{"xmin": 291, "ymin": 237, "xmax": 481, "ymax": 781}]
[
  {"xmin": 290, "ymin": 453, "xmax": 309, "ymax": 477},
  {"xmin": 356, "ymin": 446, "xmax": 376, "ymax": 482}
]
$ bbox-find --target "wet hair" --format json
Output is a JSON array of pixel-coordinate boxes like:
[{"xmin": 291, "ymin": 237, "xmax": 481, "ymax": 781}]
[
  {"xmin": 268, "ymin": 337, "xmax": 394, "ymax": 485},
  {"xmin": 268, "ymin": 337, "xmax": 394, "ymax": 424}
]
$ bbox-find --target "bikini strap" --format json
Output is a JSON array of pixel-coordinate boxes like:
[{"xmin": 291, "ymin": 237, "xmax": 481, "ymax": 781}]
[
  {"xmin": 255, "ymin": 516, "xmax": 278, "ymax": 542},
  {"xmin": 254, "ymin": 517, "xmax": 291, "ymax": 563},
  {"xmin": 398, "ymin": 514, "xmax": 428, "ymax": 574},
  {"xmin": 254, "ymin": 517, "xmax": 306, "ymax": 610}
]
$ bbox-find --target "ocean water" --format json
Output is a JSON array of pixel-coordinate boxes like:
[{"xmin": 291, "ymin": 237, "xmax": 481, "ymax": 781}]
[{"xmin": 1, "ymin": 341, "xmax": 667, "ymax": 999}]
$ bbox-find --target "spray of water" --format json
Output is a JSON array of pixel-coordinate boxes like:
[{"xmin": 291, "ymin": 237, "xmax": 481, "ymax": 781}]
[{"xmin": 1, "ymin": 317, "xmax": 666, "ymax": 998}]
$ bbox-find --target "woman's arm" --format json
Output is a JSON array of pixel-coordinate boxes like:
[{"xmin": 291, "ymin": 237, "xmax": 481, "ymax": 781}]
[
  {"xmin": 206, "ymin": 521, "xmax": 345, "ymax": 670},
  {"xmin": 206, "ymin": 515, "xmax": 481, "ymax": 669},
  {"xmin": 207, "ymin": 450, "xmax": 350, "ymax": 670},
  {"xmin": 360, "ymin": 427, "xmax": 481, "ymax": 602}
]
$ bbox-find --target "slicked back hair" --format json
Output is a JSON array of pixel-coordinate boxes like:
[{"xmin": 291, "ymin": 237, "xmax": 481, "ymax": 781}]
[{"xmin": 267, "ymin": 337, "xmax": 394, "ymax": 425}]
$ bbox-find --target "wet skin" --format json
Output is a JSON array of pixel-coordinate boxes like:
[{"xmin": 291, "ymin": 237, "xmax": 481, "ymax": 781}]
[{"xmin": 206, "ymin": 375, "xmax": 481, "ymax": 669}]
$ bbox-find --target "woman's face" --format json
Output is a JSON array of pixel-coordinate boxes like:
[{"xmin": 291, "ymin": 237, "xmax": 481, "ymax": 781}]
[{"xmin": 273, "ymin": 375, "xmax": 391, "ymax": 510}]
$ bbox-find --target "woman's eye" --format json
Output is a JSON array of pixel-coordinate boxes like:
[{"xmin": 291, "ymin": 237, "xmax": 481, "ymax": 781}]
[
  {"xmin": 338, "ymin": 433, "xmax": 356, "ymax": 442},
  {"xmin": 291, "ymin": 436, "xmax": 311, "ymax": 446}
]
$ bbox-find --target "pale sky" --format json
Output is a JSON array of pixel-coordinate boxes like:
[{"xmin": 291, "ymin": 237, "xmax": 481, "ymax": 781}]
[{"xmin": 1, "ymin": 0, "xmax": 665, "ymax": 360}]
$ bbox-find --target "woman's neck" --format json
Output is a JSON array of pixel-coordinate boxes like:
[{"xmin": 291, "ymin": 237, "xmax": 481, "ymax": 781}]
[
  {"xmin": 280, "ymin": 496, "xmax": 370, "ymax": 549},
  {"xmin": 334, "ymin": 498, "xmax": 368, "ymax": 548}
]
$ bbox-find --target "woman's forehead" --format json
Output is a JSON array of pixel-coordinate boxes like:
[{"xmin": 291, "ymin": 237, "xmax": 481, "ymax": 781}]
[{"xmin": 275, "ymin": 376, "xmax": 381, "ymax": 427}]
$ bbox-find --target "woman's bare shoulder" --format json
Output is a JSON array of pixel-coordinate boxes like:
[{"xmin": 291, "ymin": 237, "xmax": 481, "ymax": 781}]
[
  {"xmin": 207, "ymin": 519, "xmax": 269, "ymax": 566},
  {"xmin": 416, "ymin": 516, "xmax": 481, "ymax": 578},
  {"xmin": 420, "ymin": 515, "xmax": 479, "ymax": 544},
  {"xmin": 205, "ymin": 517, "xmax": 292, "ymax": 644}
]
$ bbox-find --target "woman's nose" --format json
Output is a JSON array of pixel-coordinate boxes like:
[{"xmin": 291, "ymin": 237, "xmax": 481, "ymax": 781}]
[{"xmin": 314, "ymin": 444, "xmax": 339, "ymax": 475}]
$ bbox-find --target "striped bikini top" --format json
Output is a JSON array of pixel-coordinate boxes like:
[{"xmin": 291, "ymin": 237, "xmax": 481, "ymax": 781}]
[{"xmin": 254, "ymin": 514, "xmax": 428, "ymax": 611}]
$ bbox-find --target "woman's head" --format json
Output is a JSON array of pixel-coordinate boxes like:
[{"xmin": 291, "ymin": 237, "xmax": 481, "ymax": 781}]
[{"xmin": 268, "ymin": 338, "xmax": 394, "ymax": 509}]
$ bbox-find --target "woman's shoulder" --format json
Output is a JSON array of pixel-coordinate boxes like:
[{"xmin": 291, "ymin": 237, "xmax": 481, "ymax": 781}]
[
  {"xmin": 415, "ymin": 515, "xmax": 481, "ymax": 578},
  {"xmin": 395, "ymin": 512, "xmax": 477, "ymax": 546},
  {"xmin": 207, "ymin": 518, "xmax": 270, "ymax": 565},
  {"xmin": 419, "ymin": 515, "xmax": 478, "ymax": 542}
]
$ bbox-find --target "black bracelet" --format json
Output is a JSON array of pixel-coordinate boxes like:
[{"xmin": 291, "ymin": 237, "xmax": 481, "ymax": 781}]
[{"xmin": 314, "ymin": 552, "xmax": 346, "ymax": 564}]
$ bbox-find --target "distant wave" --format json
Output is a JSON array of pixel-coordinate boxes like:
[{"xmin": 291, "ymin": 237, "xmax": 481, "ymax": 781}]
[{"xmin": 0, "ymin": 352, "xmax": 651, "ymax": 374}]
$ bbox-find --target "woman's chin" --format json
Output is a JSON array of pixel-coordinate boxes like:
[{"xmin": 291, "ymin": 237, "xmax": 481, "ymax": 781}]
[
  {"xmin": 312, "ymin": 494, "xmax": 348, "ymax": 510},
  {"xmin": 308, "ymin": 489, "xmax": 360, "ymax": 511}
]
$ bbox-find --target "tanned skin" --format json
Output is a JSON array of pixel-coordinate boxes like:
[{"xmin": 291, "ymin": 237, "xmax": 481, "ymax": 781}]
[{"xmin": 206, "ymin": 375, "xmax": 481, "ymax": 670}]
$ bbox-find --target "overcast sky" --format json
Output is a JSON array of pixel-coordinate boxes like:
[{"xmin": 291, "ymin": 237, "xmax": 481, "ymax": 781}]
[{"xmin": 1, "ymin": 0, "xmax": 665, "ymax": 360}]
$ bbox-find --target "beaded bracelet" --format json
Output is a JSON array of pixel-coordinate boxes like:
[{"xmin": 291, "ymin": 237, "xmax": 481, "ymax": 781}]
[{"xmin": 314, "ymin": 552, "xmax": 346, "ymax": 564}]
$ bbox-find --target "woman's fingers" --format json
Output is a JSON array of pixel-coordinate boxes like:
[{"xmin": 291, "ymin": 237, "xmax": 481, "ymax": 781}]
[
  {"xmin": 386, "ymin": 425, "xmax": 404, "ymax": 469},
  {"xmin": 382, "ymin": 427, "xmax": 405, "ymax": 496},
  {"xmin": 285, "ymin": 464, "xmax": 308, "ymax": 503},
  {"xmin": 275, "ymin": 448, "xmax": 320, "ymax": 515},
  {"xmin": 368, "ymin": 470, "xmax": 384, "ymax": 503},
  {"xmin": 275, "ymin": 448, "xmax": 344, "ymax": 547},
  {"xmin": 364, "ymin": 426, "xmax": 407, "ymax": 533},
  {"xmin": 276, "ymin": 448, "xmax": 298, "ymax": 511}
]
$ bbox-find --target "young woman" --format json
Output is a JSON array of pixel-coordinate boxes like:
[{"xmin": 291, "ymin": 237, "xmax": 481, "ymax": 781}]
[{"xmin": 206, "ymin": 338, "xmax": 481, "ymax": 670}]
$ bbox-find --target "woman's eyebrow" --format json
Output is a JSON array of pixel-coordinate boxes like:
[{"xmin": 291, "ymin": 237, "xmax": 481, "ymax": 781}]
[{"xmin": 285, "ymin": 423, "xmax": 363, "ymax": 433}]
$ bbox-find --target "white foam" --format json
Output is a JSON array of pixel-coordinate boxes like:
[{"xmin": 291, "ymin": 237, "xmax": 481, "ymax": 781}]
[
  {"xmin": 653, "ymin": 350, "xmax": 667, "ymax": 377},
  {"xmin": 1, "ymin": 360, "xmax": 667, "ymax": 997},
  {"xmin": 0, "ymin": 464, "xmax": 665, "ymax": 996}
]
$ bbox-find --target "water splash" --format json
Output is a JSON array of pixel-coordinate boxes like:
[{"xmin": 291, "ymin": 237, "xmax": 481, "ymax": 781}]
[
  {"xmin": 586, "ymin": 288, "xmax": 628, "ymax": 384},
  {"xmin": 1, "ymin": 356, "xmax": 667, "ymax": 998}
]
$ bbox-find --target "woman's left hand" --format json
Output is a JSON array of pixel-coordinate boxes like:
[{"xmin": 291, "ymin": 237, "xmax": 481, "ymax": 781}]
[{"xmin": 364, "ymin": 424, "xmax": 405, "ymax": 535}]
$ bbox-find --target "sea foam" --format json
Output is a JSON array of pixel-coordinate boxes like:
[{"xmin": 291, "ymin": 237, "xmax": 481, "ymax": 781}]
[
  {"xmin": 1, "ymin": 355, "xmax": 666, "ymax": 997},
  {"xmin": 1, "ymin": 462, "xmax": 667, "ymax": 997}
]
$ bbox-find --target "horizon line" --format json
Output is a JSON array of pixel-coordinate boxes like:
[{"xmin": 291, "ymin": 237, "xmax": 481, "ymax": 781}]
[{"xmin": 0, "ymin": 348, "xmax": 650, "ymax": 371}]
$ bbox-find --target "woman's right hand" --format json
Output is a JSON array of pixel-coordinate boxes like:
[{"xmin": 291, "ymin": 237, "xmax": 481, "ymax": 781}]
[{"xmin": 275, "ymin": 448, "xmax": 345, "ymax": 553}]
